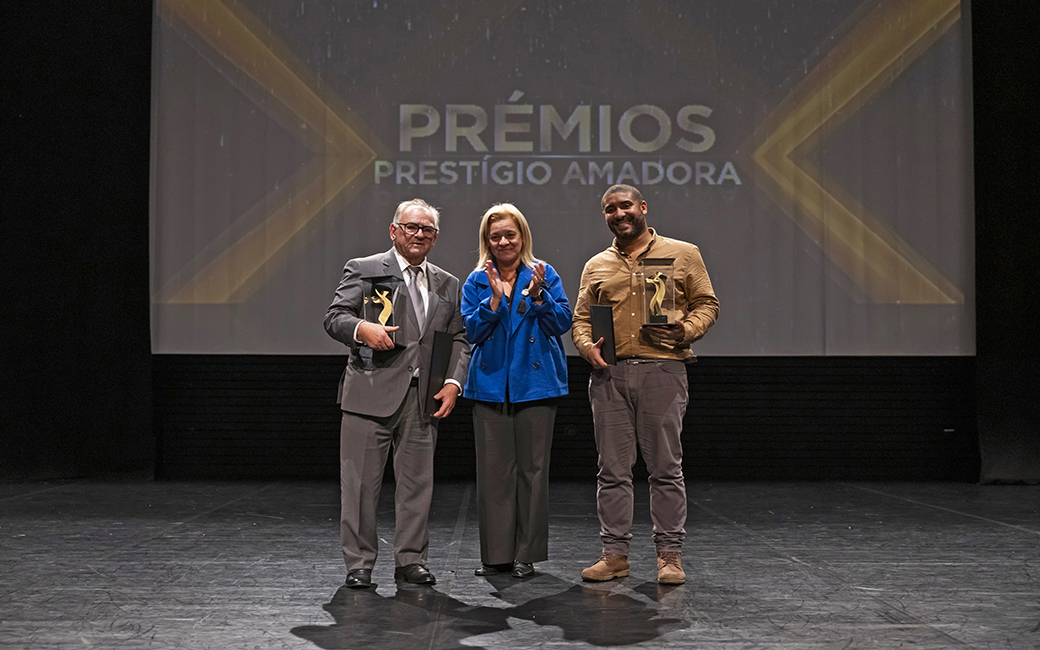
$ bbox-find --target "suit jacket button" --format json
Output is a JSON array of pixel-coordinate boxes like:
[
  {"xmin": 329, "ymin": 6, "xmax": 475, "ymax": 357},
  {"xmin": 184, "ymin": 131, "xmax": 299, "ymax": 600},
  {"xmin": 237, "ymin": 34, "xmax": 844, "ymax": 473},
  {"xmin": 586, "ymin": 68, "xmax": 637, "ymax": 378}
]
[
  {"xmin": 529, "ymin": 337, "xmax": 536, "ymax": 343},
  {"xmin": 481, "ymin": 363, "xmax": 487, "ymax": 370},
  {"xmin": 408, "ymin": 365, "xmax": 414, "ymax": 372},
  {"xmin": 532, "ymin": 362, "xmax": 540, "ymax": 369}
]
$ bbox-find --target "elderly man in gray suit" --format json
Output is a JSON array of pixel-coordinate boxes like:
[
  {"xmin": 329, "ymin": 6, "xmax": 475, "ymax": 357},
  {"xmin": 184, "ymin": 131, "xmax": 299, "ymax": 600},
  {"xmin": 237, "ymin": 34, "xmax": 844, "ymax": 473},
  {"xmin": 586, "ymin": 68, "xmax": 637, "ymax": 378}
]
[{"xmin": 325, "ymin": 198, "xmax": 471, "ymax": 589}]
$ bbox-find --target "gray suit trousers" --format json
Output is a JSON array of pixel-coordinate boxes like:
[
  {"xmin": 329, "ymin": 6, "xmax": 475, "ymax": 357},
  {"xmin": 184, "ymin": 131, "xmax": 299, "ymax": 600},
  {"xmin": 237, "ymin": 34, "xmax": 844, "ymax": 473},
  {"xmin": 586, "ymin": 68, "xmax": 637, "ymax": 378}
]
[
  {"xmin": 589, "ymin": 359, "xmax": 689, "ymax": 555},
  {"xmin": 339, "ymin": 383, "xmax": 435, "ymax": 571}
]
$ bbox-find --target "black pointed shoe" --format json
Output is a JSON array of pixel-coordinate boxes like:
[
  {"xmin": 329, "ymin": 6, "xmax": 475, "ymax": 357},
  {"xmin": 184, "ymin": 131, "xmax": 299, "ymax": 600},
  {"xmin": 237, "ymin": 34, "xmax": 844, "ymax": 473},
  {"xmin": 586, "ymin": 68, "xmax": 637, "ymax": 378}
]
[
  {"xmin": 344, "ymin": 568, "xmax": 372, "ymax": 589},
  {"xmin": 474, "ymin": 562, "xmax": 513, "ymax": 576},
  {"xmin": 394, "ymin": 563, "xmax": 436, "ymax": 585}
]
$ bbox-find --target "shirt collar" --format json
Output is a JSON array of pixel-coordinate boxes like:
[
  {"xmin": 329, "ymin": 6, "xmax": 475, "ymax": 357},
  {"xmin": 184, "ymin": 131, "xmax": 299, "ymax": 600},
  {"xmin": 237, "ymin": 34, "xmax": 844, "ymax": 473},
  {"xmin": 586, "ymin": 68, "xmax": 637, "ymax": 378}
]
[
  {"xmin": 612, "ymin": 228, "xmax": 658, "ymax": 258},
  {"xmin": 393, "ymin": 249, "xmax": 428, "ymax": 276}
]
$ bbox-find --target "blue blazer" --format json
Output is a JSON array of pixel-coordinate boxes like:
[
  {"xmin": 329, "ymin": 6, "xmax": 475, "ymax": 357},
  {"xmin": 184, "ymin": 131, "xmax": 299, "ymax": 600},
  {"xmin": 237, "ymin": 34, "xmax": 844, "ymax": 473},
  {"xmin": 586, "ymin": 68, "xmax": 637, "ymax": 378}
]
[{"xmin": 462, "ymin": 261, "xmax": 572, "ymax": 403}]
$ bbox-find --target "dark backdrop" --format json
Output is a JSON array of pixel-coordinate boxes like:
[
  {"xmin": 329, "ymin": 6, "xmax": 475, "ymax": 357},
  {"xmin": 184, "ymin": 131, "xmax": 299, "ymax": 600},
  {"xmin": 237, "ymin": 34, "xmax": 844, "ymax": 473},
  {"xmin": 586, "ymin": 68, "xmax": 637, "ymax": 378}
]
[
  {"xmin": 2, "ymin": 2, "xmax": 154, "ymax": 479},
  {"xmin": 2, "ymin": 1, "xmax": 1036, "ymax": 482},
  {"xmin": 971, "ymin": 3, "xmax": 1040, "ymax": 483}
]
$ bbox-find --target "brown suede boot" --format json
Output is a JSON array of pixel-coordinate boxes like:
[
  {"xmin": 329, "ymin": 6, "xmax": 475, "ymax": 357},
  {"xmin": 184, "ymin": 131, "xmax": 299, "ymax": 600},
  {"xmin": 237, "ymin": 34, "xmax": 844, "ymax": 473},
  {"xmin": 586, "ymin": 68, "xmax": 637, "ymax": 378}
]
[
  {"xmin": 581, "ymin": 553, "xmax": 630, "ymax": 581},
  {"xmin": 657, "ymin": 551, "xmax": 685, "ymax": 584}
]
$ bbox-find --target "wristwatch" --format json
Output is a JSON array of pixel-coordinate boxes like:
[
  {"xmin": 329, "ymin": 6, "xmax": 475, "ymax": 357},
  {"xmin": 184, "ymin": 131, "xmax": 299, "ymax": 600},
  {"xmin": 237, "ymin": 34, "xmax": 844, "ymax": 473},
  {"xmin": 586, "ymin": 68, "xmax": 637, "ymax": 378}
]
[{"xmin": 521, "ymin": 287, "xmax": 542, "ymax": 300}]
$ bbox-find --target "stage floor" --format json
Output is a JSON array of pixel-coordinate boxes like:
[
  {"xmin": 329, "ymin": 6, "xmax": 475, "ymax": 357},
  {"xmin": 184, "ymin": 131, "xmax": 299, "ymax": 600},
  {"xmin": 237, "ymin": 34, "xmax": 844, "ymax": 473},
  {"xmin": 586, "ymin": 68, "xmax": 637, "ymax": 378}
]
[{"xmin": 1, "ymin": 480, "xmax": 1037, "ymax": 649}]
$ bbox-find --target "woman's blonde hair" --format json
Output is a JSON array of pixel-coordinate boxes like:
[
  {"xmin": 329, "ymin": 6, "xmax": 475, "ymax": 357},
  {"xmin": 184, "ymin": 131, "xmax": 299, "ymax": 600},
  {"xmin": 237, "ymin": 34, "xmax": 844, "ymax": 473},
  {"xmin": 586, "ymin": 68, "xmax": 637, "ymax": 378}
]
[{"xmin": 474, "ymin": 203, "xmax": 536, "ymax": 271}]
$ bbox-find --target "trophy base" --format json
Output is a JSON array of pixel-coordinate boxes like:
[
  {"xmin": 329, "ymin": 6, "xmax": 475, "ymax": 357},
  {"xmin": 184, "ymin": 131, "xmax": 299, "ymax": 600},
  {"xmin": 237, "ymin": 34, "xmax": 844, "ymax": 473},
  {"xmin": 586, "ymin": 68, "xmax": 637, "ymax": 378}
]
[{"xmin": 648, "ymin": 315, "xmax": 669, "ymax": 324}]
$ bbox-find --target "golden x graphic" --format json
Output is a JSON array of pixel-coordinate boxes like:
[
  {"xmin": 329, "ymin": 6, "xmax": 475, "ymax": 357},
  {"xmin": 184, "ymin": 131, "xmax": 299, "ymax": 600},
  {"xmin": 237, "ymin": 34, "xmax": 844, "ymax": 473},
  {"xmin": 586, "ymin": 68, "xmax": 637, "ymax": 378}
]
[
  {"xmin": 750, "ymin": 0, "xmax": 964, "ymax": 304},
  {"xmin": 156, "ymin": 0, "xmax": 379, "ymax": 303},
  {"xmin": 156, "ymin": 0, "xmax": 522, "ymax": 304}
]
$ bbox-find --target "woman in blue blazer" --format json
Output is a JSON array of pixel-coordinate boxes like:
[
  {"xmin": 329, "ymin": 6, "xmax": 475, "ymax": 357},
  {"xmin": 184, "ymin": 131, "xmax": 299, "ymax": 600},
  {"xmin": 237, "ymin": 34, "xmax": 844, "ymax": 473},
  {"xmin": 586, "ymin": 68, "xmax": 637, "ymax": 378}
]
[{"xmin": 462, "ymin": 203, "xmax": 572, "ymax": 578}]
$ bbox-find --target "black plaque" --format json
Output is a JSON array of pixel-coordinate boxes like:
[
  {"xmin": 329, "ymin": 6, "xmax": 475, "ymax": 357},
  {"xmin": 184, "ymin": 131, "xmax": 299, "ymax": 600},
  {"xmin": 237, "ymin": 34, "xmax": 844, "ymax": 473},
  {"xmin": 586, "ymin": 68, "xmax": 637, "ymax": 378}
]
[
  {"xmin": 425, "ymin": 330, "xmax": 455, "ymax": 416},
  {"xmin": 590, "ymin": 304, "xmax": 617, "ymax": 366}
]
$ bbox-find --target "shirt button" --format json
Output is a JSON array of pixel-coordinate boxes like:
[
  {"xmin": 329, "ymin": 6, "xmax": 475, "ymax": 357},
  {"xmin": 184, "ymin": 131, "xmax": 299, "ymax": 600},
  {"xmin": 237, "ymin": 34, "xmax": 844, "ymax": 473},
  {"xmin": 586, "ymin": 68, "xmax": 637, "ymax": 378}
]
[{"xmin": 532, "ymin": 362, "xmax": 540, "ymax": 369}]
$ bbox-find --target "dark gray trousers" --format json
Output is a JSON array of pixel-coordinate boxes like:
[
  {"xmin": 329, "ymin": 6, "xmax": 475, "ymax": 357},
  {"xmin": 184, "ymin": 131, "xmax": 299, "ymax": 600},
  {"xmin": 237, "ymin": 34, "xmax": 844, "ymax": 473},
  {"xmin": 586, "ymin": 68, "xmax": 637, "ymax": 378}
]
[
  {"xmin": 589, "ymin": 359, "xmax": 688, "ymax": 555},
  {"xmin": 472, "ymin": 398, "xmax": 557, "ymax": 565},
  {"xmin": 339, "ymin": 383, "xmax": 435, "ymax": 571}
]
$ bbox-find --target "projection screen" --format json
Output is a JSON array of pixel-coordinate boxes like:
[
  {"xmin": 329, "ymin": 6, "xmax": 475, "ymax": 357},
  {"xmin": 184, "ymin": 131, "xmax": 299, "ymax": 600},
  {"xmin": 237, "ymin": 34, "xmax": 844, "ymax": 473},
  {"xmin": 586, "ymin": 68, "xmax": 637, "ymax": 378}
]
[{"xmin": 150, "ymin": 0, "xmax": 973, "ymax": 355}]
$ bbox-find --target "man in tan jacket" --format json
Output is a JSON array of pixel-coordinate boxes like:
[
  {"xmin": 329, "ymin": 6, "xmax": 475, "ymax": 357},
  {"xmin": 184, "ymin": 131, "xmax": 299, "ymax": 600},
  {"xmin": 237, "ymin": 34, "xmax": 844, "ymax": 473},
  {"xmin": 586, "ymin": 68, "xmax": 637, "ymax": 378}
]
[{"xmin": 572, "ymin": 184, "xmax": 719, "ymax": 585}]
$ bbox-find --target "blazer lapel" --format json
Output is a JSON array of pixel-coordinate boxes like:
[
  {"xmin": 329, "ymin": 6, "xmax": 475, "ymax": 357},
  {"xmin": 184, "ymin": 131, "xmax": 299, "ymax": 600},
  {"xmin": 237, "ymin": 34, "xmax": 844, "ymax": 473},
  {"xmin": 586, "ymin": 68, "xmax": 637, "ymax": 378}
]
[
  {"xmin": 379, "ymin": 250, "xmax": 414, "ymax": 335},
  {"xmin": 510, "ymin": 263, "xmax": 533, "ymax": 334},
  {"xmin": 423, "ymin": 265, "xmax": 443, "ymax": 336},
  {"xmin": 381, "ymin": 249, "xmax": 403, "ymax": 282}
]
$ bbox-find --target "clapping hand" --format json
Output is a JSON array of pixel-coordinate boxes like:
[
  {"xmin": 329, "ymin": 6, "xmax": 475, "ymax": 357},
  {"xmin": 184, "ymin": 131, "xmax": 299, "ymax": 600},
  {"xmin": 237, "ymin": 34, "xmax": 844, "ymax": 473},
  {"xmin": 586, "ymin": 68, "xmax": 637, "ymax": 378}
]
[
  {"xmin": 524, "ymin": 262, "xmax": 546, "ymax": 302},
  {"xmin": 484, "ymin": 260, "xmax": 508, "ymax": 311}
]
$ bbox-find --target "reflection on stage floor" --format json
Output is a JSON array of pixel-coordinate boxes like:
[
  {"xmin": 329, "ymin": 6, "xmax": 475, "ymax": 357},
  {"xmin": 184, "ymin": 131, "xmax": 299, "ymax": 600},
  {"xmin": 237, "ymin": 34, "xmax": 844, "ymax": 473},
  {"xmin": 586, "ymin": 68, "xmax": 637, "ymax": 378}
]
[{"xmin": 1, "ymin": 480, "xmax": 1037, "ymax": 649}]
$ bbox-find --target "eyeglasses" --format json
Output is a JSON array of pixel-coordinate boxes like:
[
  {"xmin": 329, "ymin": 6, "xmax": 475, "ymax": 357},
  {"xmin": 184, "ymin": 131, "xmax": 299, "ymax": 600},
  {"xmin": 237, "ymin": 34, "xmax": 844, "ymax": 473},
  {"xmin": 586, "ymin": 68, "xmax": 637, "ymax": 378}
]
[{"xmin": 395, "ymin": 222, "xmax": 439, "ymax": 237}]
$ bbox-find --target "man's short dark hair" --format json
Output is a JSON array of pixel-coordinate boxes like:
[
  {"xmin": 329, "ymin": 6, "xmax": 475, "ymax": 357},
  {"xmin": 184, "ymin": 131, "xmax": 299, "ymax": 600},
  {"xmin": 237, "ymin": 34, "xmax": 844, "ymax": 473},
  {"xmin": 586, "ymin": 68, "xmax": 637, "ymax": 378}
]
[{"xmin": 601, "ymin": 184, "xmax": 643, "ymax": 206}]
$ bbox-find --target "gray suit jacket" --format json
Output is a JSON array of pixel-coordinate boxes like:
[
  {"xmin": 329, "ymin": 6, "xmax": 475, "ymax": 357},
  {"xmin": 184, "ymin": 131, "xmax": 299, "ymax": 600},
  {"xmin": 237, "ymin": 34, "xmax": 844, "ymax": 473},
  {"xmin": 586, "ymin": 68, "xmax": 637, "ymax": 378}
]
[{"xmin": 324, "ymin": 248, "xmax": 470, "ymax": 421}]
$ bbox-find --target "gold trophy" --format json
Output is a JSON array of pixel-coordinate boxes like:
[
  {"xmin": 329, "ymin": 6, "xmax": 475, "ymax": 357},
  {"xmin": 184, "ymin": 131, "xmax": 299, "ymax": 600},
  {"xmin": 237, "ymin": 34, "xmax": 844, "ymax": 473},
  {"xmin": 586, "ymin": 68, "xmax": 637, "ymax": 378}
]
[
  {"xmin": 646, "ymin": 272, "xmax": 669, "ymax": 323},
  {"xmin": 363, "ymin": 280, "xmax": 397, "ymax": 345},
  {"xmin": 639, "ymin": 258, "xmax": 679, "ymax": 325},
  {"xmin": 367, "ymin": 289, "xmax": 393, "ymax": 326}
]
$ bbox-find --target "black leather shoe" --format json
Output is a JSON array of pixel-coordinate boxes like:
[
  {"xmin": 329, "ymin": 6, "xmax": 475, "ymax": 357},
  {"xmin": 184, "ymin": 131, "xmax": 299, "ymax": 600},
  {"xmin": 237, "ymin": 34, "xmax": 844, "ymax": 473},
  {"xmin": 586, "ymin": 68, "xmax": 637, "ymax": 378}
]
[
  {"xmin": 512, "ymin": 562, "xmax": 535, "ymax": 578},
  {"xmin": 474, "ymin": 563, "xmax": 512, "ymax": 576},
  {"xmin": 394, "ymin": 563, "xmax": 436, "ymax": 585},
  {"xmin": 344, "ymin": 568, "xmax": 372, "ymax": 589}
]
